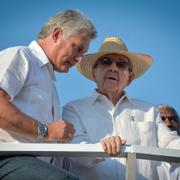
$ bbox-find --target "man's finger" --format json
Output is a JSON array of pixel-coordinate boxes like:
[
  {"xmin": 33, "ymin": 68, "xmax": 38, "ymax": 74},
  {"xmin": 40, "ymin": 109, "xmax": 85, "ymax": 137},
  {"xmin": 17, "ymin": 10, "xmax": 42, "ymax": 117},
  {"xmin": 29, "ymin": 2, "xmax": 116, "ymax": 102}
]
[
  {"xmin": 114, "ymin": 136, "xmax": 121, "ymax": 155},
  {"xmin": 101, "ymin": 140, "xmax": 107, "ymax": 152},
  {"xmin": 109, "ymin": 136, "xmax": 117, "ymax": 156}
]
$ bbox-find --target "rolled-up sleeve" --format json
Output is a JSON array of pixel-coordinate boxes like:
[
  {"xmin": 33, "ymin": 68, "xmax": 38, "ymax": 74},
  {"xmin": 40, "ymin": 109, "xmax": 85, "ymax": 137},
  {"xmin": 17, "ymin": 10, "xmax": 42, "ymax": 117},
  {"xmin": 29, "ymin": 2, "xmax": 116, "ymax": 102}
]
[{"xmin": 0, "ymin": 48, "xmax": 29, "ymax": 99}]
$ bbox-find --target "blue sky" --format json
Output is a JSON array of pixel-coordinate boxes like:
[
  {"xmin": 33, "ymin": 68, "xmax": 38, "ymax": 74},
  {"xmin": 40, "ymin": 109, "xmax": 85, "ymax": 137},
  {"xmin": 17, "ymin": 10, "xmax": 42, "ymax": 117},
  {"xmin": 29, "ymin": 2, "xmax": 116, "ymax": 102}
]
[{"xmin": 0, "ymin": 0, "xmax": 180, "ymax": 114}]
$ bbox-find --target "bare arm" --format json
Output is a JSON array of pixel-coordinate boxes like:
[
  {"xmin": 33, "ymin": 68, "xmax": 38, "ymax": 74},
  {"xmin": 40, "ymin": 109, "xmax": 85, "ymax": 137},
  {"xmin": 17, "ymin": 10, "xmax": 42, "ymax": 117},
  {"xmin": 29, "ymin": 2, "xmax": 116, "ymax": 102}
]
[
  {"xmin": 0, "ymin": 88, "xmax": 75, "ymax": 142},
  {"xmin": 0, "ymin": 88, "xmax": 39, "ymax": 137}
]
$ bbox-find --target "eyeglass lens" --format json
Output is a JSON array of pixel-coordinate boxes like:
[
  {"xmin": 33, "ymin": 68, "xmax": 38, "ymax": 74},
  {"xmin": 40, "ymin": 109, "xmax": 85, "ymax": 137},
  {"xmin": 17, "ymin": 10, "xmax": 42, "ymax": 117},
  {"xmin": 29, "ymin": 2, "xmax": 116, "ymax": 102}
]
[
  {"xmin": 161, "ymin": 115, "xmax": 178, "ymax": 122},
  {"xmin": 99, "ymin": 57, "xmax": 130, "ymax": 69}
]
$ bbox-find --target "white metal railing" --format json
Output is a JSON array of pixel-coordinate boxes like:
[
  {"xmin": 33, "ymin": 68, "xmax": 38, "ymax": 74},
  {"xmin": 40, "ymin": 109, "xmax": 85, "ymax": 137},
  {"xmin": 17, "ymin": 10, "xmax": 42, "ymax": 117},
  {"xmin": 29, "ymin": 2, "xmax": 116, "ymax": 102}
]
[{"xmin": 0, "ymin": 143, "xmax": 180, "ymax": 180}]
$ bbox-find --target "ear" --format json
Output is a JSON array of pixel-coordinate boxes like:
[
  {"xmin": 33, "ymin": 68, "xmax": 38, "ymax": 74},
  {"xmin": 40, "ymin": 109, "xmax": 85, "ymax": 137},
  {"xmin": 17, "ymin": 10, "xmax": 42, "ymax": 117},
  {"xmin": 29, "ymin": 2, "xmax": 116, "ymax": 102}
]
[
  {"xmin": 126, "ymin": 72, "xmax": 135, "ymax": 86},
  {"xmin": 52, "ymin": 27, "xmax": 63, "ymax": 42}
]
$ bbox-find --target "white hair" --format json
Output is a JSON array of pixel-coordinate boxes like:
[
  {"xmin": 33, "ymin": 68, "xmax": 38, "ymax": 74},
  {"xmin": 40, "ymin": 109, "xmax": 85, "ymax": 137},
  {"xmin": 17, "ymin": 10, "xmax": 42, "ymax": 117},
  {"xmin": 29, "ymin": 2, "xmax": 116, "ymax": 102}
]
[{"xmin": 38, "ymin": 9, "xmax": 97, "ymax": 39}]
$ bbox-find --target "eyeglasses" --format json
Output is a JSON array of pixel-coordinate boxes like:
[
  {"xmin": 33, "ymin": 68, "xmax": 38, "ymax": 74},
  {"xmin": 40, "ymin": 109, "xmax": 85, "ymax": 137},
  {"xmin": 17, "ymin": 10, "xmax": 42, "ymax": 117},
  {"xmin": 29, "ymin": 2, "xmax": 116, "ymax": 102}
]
[
  {"xmin": 161, "ymin": 115, "xmax": 179, "ymax": 122},
  {"xmin": 96, "ymin": 57, "xmax": 132, "ymax": 71}
]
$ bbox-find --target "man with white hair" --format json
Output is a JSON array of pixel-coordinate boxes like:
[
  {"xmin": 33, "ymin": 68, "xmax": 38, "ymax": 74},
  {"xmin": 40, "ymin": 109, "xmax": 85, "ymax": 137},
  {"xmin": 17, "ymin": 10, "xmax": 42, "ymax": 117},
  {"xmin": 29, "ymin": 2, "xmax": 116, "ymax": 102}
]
[
  {"xmin": 63, "ymin": 37, "xmax": 180, "ymax": 180},
  {"xmin": 0, "ymin": 9, "xmax": 96, "ymax": 180}
]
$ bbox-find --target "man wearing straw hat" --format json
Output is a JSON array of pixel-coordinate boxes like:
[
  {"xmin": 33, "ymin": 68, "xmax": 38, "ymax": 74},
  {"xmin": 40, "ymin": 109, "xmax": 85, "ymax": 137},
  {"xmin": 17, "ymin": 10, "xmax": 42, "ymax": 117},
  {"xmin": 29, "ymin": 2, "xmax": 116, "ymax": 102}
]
[{"xmin": 63, "ymin": 37, "xmax": 180, "ymax": 180}]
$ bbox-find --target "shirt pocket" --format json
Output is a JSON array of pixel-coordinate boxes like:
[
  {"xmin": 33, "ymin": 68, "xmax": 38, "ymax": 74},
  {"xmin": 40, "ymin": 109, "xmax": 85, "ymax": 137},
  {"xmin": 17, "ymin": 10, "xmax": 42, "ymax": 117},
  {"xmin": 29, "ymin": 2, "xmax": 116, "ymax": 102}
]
[{"xmin": 136, "ymin": 121, "xmax": 157, "ymax": 146}]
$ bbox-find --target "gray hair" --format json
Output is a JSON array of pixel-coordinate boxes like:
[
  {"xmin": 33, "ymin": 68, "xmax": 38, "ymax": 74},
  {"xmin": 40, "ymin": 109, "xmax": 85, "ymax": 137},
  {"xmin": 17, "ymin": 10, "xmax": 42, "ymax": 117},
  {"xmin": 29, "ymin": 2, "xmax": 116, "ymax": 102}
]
[{"xmin": 38, "ymin": 9, "xmax": 97, "ymax": 39}]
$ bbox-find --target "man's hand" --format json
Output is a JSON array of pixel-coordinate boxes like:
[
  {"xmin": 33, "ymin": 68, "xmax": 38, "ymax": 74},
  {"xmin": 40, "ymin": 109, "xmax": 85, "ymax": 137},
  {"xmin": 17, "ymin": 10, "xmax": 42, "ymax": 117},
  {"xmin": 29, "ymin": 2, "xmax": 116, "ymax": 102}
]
[
  {"xmin": 100, "ymin": 136, "xmax": 126, "ymax": 156},
  {"xmin": 46, "ymin": 120, "xmax": 75, "ymax": 142}
]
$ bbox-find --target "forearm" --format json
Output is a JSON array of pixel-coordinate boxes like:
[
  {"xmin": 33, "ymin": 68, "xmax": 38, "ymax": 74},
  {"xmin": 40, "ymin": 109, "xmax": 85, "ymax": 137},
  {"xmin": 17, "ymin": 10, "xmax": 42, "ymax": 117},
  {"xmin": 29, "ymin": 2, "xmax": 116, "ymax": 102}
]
[
  {"xmin": 0, "ymin": 90, "xmax": 75, "ymax": 142},
  {"xmin": 0, "ymin": 90, "xmax": 39, "ymax": 138}
]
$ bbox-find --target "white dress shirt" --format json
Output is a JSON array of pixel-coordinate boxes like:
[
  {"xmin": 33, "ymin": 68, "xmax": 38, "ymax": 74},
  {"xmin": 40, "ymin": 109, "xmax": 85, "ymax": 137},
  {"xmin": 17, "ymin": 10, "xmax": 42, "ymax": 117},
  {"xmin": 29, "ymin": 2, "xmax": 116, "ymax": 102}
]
[
  {"xmin": 0, "ymin": 41, "xmax": 61, "ymax": 143},
  {"xmin": 63, "ymin": 90, "xmax": 180, "ymax": 180}
]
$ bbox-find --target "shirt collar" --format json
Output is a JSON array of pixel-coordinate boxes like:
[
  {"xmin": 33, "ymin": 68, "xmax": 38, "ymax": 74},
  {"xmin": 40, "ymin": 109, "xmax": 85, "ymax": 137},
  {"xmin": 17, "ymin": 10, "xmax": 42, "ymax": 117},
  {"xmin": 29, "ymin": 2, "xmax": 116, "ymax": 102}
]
[
  {"xmin": 28, "ymin": 40, "xmax": 50, "ymax": 67},
  {"xmin": 90, "ymin": 89, "xmax": 135, "ymax": 106},
  {"xmin": 90, "ymin": 90, "xmax": 100, "ymax": 104},
  {"xmin": 117, "ymin": 92, "xmax": 135, "ymax": 106},
  {"xmin": 28, "ymin": 40, "xmax": 55, "ymax": 81}
]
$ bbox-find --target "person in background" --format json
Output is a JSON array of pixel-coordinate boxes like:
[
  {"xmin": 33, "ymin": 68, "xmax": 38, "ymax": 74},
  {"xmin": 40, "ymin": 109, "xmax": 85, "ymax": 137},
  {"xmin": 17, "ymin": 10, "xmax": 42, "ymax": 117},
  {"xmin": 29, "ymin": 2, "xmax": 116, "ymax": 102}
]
[
  {"xmin": 63, "ymin": 37, "xmax": 180, "ymax": 180},
  {"xmin": 157, "ymin": 104, "xmax": 180, "ymax": 180},
  {"xmin": 0, "ymin": 9, "xmax": 96, "ymax": 180},
  {"xmin": 158, "ymin": 104, "xmax": 180, "ymax": 135}
]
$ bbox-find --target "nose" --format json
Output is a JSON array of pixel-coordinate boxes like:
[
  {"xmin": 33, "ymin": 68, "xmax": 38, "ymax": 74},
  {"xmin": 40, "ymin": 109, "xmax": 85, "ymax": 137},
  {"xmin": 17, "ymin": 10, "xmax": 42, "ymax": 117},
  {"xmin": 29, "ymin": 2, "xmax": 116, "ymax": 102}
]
[
  {"xmin": 71, "ymin": 56, "xmax": 83, "ymax": 65},
  {"xmin": 164, "ymin": 117, "xmax": 172, "ymax": 126},
  {"xmin": 109, "ymin": 61, "xmax": 119, "ymax": 72},
  {"xmin": 75, "ymin": 56, "xmax": 83, "ymax": 64}
]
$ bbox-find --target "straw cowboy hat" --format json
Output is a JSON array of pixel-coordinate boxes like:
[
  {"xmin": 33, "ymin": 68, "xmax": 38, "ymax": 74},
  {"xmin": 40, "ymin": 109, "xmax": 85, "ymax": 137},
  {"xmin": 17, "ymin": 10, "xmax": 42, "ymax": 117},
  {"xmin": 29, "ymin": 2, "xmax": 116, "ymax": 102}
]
[{"xmin": 77, "ymin": 37, "xmax": 153, "ymax": 81}]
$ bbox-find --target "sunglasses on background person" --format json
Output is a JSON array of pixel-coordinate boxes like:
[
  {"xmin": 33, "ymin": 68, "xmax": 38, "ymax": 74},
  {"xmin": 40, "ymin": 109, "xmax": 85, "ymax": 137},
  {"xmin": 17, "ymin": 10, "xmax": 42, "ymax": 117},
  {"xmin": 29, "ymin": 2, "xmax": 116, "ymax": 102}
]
[{"xmin": 160, "ymin": 114, "xmax": 179, "ymax": 122}]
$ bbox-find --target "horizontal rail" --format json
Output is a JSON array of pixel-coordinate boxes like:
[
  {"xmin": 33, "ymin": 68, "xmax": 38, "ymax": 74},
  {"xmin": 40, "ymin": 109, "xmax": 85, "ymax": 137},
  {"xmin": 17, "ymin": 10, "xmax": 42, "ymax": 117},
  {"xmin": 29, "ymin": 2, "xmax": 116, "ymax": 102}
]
[{"xmin": 0, "ymin": 143, "xmax": 180, "ymax": 163}]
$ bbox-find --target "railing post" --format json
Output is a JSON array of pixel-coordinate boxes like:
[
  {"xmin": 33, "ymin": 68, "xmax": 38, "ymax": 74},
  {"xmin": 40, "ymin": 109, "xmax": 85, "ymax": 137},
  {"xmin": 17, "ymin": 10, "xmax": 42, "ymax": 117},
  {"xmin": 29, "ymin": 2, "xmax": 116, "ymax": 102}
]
[{"xmin": 126, "ymin": 152, "xmax": 136, "ymax": 180}]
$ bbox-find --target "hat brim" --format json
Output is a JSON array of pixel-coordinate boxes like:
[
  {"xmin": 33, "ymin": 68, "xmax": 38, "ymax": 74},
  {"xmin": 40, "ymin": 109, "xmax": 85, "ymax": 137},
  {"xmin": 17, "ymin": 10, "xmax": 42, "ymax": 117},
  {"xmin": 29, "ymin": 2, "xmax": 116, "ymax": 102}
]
[{"xmin": 77, "ymin": 50, "xmax": 153, "ymax": 81}]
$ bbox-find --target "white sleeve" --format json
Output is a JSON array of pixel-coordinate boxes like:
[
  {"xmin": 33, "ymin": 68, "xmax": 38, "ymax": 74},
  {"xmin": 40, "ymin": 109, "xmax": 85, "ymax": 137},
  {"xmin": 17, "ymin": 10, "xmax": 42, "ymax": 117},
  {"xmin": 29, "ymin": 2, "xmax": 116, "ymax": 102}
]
[
  {"xmin": 0, "ymin": 48, "xmax": 29, "ymax": 99},
  {"xmin": 63, "ymin": 103, "xmax": 104, "ymax": 168},
  {"xmin": 63, "ymin": 104, "xmax": 90, "ymax": 143}
]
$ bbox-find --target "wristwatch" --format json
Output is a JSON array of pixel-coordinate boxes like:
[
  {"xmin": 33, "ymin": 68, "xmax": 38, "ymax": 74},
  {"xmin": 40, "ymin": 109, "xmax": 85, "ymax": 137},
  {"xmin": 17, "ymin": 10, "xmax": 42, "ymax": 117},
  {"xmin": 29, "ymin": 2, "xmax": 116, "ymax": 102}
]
[{"xmin": 37, "ymin": 122, "xmax": 48, "ymax": 139}]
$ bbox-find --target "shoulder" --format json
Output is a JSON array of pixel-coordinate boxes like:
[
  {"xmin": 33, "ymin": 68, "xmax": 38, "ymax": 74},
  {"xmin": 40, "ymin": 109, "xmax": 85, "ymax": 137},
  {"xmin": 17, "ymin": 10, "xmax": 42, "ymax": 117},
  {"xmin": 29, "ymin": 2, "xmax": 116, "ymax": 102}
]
[
  {"xmin": 0, "ymin": 46, "xmax": 23, "ymax": 57},
  {"xmin": 129, "ymin": 97, "xmax": 156, "ymax": 111},
  {"xmin": 0, "ymin": 46, "xmax": 32, "ymax": 72},
  {"xmin": 0, "ymin": 45, "xmax": 36, "ymax": 61},
  {"xmin": 64, "ymin": 96, "xmax": 93, "ymax": 109},
  {"xmin": 0, "ymin": 46, "xmax": 31, "ymax": 64},
  {"xmin": 126, "ymin": 98, "xmax": 159, "ymax": 121}
]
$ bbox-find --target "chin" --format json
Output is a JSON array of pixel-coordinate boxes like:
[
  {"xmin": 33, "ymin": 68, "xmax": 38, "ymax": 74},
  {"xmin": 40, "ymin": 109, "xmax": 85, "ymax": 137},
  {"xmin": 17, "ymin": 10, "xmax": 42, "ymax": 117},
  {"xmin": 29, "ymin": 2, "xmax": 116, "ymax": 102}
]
[
  {"xmin": 104, "ymin": 86, "xmax": 118, "ymax": 91},
  {"xmin": 57, "ymin": 66, "xmax": 70, "ymax": 73},
  {"xmin": 61, "ymin": 68, "xmax": 69, "ymax": 73}
]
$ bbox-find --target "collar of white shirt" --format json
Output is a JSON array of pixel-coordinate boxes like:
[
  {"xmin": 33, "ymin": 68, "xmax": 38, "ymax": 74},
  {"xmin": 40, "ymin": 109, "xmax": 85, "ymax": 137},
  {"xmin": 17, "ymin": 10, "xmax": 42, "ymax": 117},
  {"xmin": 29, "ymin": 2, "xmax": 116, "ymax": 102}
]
[
  {"xmin": 91, "ymin": 89, "xmax": 135, "ymax": 106},
  {"xmin": 28, "ymin": 40, "xmax": 55, "ymax": 81}
]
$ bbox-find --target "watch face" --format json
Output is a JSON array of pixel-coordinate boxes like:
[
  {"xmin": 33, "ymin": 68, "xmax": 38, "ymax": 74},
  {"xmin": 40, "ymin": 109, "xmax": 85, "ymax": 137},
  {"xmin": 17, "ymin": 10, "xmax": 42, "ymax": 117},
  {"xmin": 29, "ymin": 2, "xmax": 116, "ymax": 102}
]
[{"xmin": 38, "ymin": 123, "xmax": 48, "ymax": 138}]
